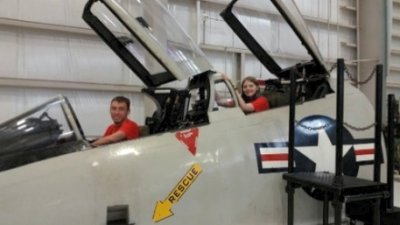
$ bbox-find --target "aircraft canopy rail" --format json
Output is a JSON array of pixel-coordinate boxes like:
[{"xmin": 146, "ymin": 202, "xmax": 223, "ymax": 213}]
[
  {"xmin": 0, "ymin": 96, "xmax": 89, "ymax": 171},
  {"xmin": 83, "ymin": 0, "xmax": 213, "ymax": 87},
  {"xmin": 220, "ymin": 0, "xmax": 329, "ymax": 80}
]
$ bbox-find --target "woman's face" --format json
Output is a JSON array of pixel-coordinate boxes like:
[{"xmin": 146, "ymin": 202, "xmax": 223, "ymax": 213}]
[{"xmin": 242, "ymin": 80, "xmax": 258, "ymax": 97}]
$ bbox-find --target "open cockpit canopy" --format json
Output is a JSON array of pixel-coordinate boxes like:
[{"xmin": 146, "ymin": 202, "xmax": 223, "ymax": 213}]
[
  {"xmin": 220, "ymin": 0, "xmax": 330, "ymax": 80},
  {"xmin": 83, "ymin": 0, "xmax": 213, "ymax": 87}
]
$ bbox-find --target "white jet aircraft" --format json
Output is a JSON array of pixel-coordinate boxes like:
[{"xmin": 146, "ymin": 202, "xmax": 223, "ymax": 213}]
[{"xmin": 0, "ymin": 0, "xmax": 398, "ymax": 224}]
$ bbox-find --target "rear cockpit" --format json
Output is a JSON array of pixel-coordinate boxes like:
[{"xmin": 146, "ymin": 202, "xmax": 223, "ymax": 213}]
[{"xmin": 221, "ymin": 0, "xmax": 333, "ymax": 103}]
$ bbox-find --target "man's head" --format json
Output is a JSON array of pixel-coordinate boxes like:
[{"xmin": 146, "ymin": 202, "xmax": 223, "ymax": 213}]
[{"xmin": 110, "ymin": 96, "xmax": 130, "ymax": 125}]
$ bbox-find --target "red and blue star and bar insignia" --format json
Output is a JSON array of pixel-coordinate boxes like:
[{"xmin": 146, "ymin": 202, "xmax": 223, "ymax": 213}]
[{"xmin": 255, "ymin": 115, "xmax": 379, "ymax": 175}]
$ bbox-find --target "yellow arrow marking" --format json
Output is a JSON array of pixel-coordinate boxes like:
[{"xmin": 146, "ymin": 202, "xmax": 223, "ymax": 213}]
[{"xmin": 152, "ymin": 163, "xmax": 203, "ymax": 222}]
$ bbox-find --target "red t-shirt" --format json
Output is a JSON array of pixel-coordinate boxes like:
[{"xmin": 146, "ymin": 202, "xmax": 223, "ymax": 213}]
[
  {"xmin": 103, "ymin": 119, "xmax": 139, "ymax": 140},
  {"xmin": 251, "ymin": 96, "xmax": 270, "ymax": 112}
]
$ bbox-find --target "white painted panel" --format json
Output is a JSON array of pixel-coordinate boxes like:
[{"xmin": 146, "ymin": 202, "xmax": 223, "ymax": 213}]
[
  {"xmin": 392, "ymin": 37, "xmax": 400, "ymax": 49},
  {"xmin": 19, "ymin": 30, "xmax": 70, "ymax": 79},
  {"xmin": 168, "ymin": 0, "xmax": 197, "ymax": 40},
  {"xmin": 203, "ymin": 16, "xmax": 234, "ymax": 46},
  {"xmin": 296, "ymin": 0, "xmax": 320, "ymax": 18},
  {"xmin": 394, "ymin": 20, "xmax": 400, "ymax": 32},
  {"xmin": 318, "ymin": 0, "xmax": 331, "ymax": 19},
  {"xmin": 327, "ymin": 29, "xmax": 339, "ymax": 60},
  {"xmin": 311, "ymin": 26, "xmax": 329, "ymax": 59},
  {"xmin": 234, "ymin": 8, "xmax": 279, "ymax": 52},
  {"xmin": 339, "ymin": 8, "xmax": 357, "ymax": 26},
  {"xmin": 0, "ymin": 0, "xmax": 88, "ymax": 28},
  {"xmin": 0, "ymin": 27, "xmax": 141, "ymax": 85},
  {"xmin": 19, "ymin": 0, "xmax": 68, "ymax": 25},
  {"xmin": 278, "ymin": 23, "xmax": 310, "ymax": 57},
  {"xmin": 244, "ymin": 55, "xmax": 264, "ymax": 79},
  {"xmin": 204, "ymin": 49, "xmax": 235, "ymax": 76},
  {"xmin": 66, "ymin": 35, "xmax": 130, "ymax": 84},
  {"xmin": 0, "ymin": 0, "xmax": 18, "ymax": 18},
  {"xmin": 244, "ymin": 55, "xmax": 276, "ymax": 80},
  {"xmin": 340, "ymin": 45, "xmax": 356, "ymax": 61},
  {"xmin": 391, "ymin": 54, "xmax": 400, "ymax": 68},
  {"xmin": 307, "ymin": 24, "xmax": 339, "ymax": 60},
  {"xmin": 65, "ymin": 0, "xmax": 90, "ymax": 27},
  {"xmin": 395, "ymin": 3, "xmax": 400, "ymax": 19},
  {"xmin": 0, "ymin": 27, "xmax": 17, "ymax": 76},
  {"xmin": 340, "ymin": 28, "xmax": 357, "ymax": 45},
  {"xmin": 387, "ymin": 73, "xmax": 400, "ymax": 85}
]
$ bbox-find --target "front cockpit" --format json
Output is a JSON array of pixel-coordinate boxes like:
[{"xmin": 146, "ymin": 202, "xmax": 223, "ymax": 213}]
[{"xmin": 0, "ymin": 96, "xmax": 89, "ymax": 171}]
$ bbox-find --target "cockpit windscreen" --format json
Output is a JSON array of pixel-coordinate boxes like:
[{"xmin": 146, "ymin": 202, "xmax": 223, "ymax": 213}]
[{"xmin": 0, "ymin": 96, "xmax": 89, "ymax": 171}]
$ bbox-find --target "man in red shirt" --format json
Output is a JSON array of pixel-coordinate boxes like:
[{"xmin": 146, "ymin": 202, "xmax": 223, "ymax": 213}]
[{"xmin": 92, "ymin": 96, "xmax": 139, "ymax": 147}]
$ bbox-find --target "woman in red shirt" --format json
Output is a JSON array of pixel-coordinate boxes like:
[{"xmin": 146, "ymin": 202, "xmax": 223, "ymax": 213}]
[{"xmin": 236, "ymin": 76, "xmax": 270, "ymax": 114}]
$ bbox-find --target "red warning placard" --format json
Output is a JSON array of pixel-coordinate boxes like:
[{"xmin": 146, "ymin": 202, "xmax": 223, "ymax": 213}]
[{"xmin": 175, "ymin": 128, "xmax": 199, "ymax": 156}]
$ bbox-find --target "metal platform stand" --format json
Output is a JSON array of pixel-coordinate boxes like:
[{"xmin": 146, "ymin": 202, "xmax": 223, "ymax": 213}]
[
  {"xmin": 282, "ymin": 59, "xmax": 389, "ymax": 225},
  {"xmin": 380, "ymin": 94, "xmax": 400, "ymax": 224}
]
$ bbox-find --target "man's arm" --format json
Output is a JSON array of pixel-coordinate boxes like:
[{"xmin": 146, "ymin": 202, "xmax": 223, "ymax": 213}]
[{"xmin": 91, "ymin": 130, "xmax": 127, "ymax": 147}]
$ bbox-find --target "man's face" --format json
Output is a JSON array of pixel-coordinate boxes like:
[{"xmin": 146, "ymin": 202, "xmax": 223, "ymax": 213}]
[{"xmin": 110, "ymin": 101, "xmax": 129, "ymax": 125}]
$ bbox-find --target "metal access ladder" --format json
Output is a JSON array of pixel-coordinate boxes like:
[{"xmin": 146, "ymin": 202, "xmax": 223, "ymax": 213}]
[{"xmin": 282, "ymin": 59, "xmax": 400, "ymax": 225}]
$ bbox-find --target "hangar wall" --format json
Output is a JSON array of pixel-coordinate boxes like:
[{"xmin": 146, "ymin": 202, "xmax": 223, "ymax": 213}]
[
  {"xmin": 388, "ymin": 0, "xmax": 400, "ymax": 98},
  {"xmin": 358, "ymin": 0, "xmax": 385, "ymax": 114},
  {"xmin": 0, "ymin": 0, "xmax": 359, "ymax": 138}
]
